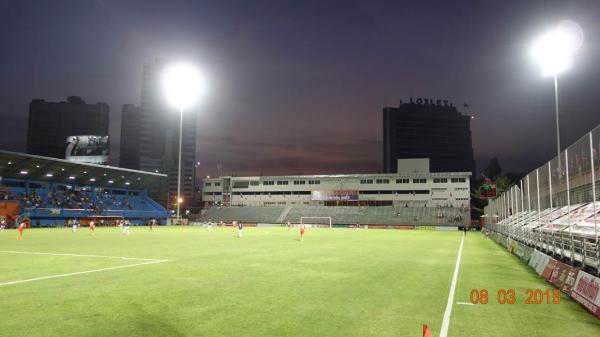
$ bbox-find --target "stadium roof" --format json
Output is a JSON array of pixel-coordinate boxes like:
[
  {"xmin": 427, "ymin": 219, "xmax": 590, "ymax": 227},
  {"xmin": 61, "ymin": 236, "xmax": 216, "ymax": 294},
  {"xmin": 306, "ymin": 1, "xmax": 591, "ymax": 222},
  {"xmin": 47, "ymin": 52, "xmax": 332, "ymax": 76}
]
[{"xmin": 0, "ymin": 150, "xmax": 166, "ymax": 189}]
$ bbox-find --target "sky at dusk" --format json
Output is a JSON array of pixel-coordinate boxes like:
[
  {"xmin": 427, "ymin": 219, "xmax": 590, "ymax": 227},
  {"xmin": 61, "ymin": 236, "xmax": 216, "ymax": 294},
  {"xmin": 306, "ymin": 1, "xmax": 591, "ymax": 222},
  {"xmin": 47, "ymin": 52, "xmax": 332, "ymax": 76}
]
[{"xmin": 1, "ymin": 0, "xmax": 600, "ymax": 179}]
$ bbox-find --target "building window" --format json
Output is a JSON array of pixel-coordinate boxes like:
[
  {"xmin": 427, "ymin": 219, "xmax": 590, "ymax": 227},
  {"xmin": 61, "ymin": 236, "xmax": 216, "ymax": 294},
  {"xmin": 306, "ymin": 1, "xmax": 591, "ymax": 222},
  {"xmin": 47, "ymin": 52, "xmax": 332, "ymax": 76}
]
[
  {"xmin": 250, "ymin": 181, "xmax": 259, "ymax": 186},
  {"xmin": 294, "ymin": 180, "xmax": 306, "ymax": 185},
  {"xmin": 214, "ymin": 182, "xmax": 221, "ymax": 187},
  {"xmin": 376, "ymin": 179, "xmax": 390, "ymax": 184},
  {"xmin": 360, "ymin": 179, "xmax": 373, "ymax": 184},
  {"xmin": 232, "ymin": 181, "xmax": 249, "ymax": 188},
  {"xmin": 263, "ymin": 181, "xmax": 274, "ymax": 186},
  {"xmin": 396, "ymin": 178, "xmax": 409, "ymax": 184},
  {"xmin": 204, "ymin": 182, "xmax": 211, "ymax": 187},
  {"xmin": 276, "ymin": 181, "xmax": 288, "ymax": 185},
  {"xmin": 413, "ymin": 178, "xmax": 426, "ymax": 184},
  {"xmin": 433, "ymin": 178, "xmax": 448, "ymax": 183},
  {"xmin": 308, "ymin": 180, "xmax": 321, "ymax": 185},
  {"xmin": 451, "ymin": 178, "xmax": 467, "ymax": 183}
]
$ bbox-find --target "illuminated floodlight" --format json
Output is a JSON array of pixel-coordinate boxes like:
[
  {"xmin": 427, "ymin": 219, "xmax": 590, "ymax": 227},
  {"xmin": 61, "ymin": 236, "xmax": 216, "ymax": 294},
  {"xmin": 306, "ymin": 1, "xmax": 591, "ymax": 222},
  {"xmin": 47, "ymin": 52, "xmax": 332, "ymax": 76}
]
[
  {"xmin": 46, "ymin": 173, "xmax": 53, "ymax": 177},
  {"xmin": 68, "ymin": 176, "xmax": 76, "ymax": 180},
  {"xmin": 125, "ymin": 181, "xmax": 130, "ymax": 185},
  {"xmin": 89, "ymin": 178, "xmax": 96, "ymax": 182},
  {"xmin": 530, "ymin": 20, "xmax": 583, "ymax": 77},
  {"xmin": 162, "ymin": 62, "xmax": 207, "ymax": 109},
  {"xmin": 108, "ymin": 180, "xmax": 114, "ymax": 184},
  {"xmin": 177, "ymin": 197, "xmax": 183, "ymax": 203},
  {"xmin": 20, "ymin": 170, "xmax": 28, "ymax": 175}
]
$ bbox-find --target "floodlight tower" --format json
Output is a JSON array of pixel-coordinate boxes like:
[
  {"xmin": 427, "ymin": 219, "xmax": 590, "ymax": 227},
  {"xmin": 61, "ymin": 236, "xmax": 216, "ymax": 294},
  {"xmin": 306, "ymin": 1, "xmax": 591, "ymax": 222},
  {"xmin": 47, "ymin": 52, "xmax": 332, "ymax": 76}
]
[
  {"xmin": 530, "ymin": 20, "xmax": 583, "ymax": 170},
  {"xmin": 162, "ymin": 62, "xmax": 206, "ymax": 224}
]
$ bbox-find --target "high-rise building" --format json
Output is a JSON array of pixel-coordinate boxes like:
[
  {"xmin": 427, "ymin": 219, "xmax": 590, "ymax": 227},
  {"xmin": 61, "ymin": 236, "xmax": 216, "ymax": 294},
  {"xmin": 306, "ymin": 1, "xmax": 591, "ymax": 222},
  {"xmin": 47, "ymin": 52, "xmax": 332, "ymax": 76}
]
[
  {"xmin": 27, "ymin": 96, "xmax": 109, "ymax": 159},
  {"xmin": 133, "ymin": 59, "xmax": 198, "ymax": 210},
  {"xmin": 119, "ymin": 104, "xmax": 141, "ymax": 170},
  {"xmin": 383, "ymin": 98, "xmax": 475, "ymax": 175}
]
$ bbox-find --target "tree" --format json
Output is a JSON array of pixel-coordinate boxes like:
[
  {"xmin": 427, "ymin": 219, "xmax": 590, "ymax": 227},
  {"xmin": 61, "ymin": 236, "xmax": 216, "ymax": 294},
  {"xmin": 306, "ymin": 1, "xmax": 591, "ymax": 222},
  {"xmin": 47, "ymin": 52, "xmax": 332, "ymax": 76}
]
[{"xmin": 483, "ymin": 157, "xmax": 502, "ymax": 180}]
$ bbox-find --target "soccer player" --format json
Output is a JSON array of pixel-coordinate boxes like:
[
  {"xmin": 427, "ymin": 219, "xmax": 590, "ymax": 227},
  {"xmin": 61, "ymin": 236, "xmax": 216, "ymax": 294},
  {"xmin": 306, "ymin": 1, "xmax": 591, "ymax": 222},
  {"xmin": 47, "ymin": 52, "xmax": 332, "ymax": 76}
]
[
  {"xmin": 207, "ymin": 220, "xmax": 213, "ymax": 231},
  {"xmin": 237, "ymin": 221, "xmax": 243, "ymax": 238},
  {"xmin": 89, "ymin": 220, "xmax": 95, "ymax": 234},
  {"xmin": 287, "ymin": 221, "xmax": 292, "ymax": 231},
  {"xmin": 17, "ymin": 220, "xmax": 27, "ymax": 240},
  {"xmin": 149, "ymin": 218, "xmax": 156, "ymax": 230},
  {"xmin": 72, "ymin": 219, "xmax": 78, "ymax": 233},
  {"xmin": 0, "ymin": 218, "xmax": 6, "ymax": 232},
  {"xmin": 355, "ymin": 223, "xmax": 360, "ymax": 230},
  {"xmin": 299, "ymin": 223, "xmax": 306, "ymax": 242},
  {"xmin": 123, "ymin": 220, "xmax": 130, "ymax": 235}
]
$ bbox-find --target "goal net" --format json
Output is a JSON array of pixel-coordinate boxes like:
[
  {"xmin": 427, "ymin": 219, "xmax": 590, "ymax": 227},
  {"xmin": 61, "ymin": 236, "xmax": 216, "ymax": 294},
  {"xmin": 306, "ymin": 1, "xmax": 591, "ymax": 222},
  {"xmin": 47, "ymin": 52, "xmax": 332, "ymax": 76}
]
[{"xmin": 300, "ymin": 217, "xmax": 332, "ymax": 228}]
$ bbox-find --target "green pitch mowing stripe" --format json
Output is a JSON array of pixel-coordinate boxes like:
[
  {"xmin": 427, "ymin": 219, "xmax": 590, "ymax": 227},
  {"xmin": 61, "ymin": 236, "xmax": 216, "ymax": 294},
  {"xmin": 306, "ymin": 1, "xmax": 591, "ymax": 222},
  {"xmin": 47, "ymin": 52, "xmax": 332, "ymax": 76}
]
[
  {"xmin": 450, "ymin": 233, "xmax": 600, "ymax": 337},
  {"xmin": 0, "ymin": 228, "xmax": 598, "ymax": 337}
]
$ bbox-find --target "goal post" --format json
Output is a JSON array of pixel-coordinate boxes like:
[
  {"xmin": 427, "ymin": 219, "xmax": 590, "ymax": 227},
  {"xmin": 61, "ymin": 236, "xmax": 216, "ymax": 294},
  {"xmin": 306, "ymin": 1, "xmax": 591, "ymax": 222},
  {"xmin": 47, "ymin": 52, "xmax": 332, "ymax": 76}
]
[{"xmin": 300, "ymin": 217, "xmax": 332, "ymax": 229}]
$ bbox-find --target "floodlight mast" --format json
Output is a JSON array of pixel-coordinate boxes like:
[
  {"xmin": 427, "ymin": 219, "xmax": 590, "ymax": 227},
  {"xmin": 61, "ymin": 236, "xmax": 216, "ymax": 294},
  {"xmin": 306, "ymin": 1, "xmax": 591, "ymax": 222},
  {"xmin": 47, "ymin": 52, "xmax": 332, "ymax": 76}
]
[
  {"xmin": 530, "ymin": 21, "xmax": 583, "ymax": 173},
  {"xmin": 162, "ymin": 62, "xmax": 206, "ymax": 225}
]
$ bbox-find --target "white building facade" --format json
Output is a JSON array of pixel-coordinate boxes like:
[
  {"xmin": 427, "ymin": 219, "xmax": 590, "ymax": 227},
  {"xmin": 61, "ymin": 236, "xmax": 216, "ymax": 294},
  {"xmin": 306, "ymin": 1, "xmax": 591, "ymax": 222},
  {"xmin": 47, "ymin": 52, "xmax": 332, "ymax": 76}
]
[{"xmin": 202, "ymin": 159, "xmax": 470, "ymax": 209}]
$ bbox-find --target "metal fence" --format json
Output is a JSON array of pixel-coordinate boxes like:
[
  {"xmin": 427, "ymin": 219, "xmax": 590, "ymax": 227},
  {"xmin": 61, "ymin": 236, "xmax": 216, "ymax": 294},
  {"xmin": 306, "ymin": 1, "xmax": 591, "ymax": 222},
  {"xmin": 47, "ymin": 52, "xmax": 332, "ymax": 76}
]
[{"xmin": 484, "ymin": 125, "xmax": 600, "ymax": 275}]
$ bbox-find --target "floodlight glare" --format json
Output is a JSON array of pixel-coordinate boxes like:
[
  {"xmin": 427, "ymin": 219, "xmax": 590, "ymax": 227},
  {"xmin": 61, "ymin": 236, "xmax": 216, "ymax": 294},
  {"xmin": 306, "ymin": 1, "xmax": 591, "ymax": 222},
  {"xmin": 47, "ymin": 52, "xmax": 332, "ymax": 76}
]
[
  {"xmin": 162, "ymin": 62, "xmax": 206, "ymax": 109},
  {"xmin": 530, "ymin": 20, "xmax": 583, "ymax": 77}
]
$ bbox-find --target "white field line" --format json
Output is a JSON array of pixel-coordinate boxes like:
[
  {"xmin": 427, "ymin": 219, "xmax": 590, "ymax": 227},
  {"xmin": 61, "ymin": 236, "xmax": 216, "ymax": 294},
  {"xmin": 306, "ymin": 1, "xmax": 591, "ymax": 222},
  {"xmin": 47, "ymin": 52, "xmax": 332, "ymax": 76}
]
[
  {"xmin": 0, "ymin": 250, "xmax": 162, "ymax": 262},
  {"xmin": 439, "ymin": 235, "xmax": 465, "ymax": 337},
  {"xmin": 456, "ymin": 302, "xmax": 475, "ymax": 306},
  {"xmin": 0, "ymin": 260, "xmax": 167, "ymax": 287}
]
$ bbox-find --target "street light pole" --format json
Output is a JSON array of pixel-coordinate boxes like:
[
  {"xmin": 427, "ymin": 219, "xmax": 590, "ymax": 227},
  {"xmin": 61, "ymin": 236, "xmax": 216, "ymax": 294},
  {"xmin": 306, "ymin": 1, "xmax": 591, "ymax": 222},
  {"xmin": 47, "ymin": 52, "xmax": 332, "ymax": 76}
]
[{"xmin": 177, "ymin": 107, "xmax": 183, "ymax": 225}]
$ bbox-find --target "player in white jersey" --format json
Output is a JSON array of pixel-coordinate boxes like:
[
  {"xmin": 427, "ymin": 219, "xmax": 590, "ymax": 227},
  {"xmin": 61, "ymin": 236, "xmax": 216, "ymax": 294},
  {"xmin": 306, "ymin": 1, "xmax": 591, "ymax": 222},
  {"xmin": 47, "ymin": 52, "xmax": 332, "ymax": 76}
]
[
  {"xmin": 72, "ymin": 219, "xmax": 78, "ymax": 233},
  {"xmin": 207, "ymin": 220, "xmax": 213, "ymax": 231},
  {"xmin": 123, "ymin": 220, "xmax": 130, "ymax": 235},
  {"xmin": 237, "ymin": 222, "xmax": 243, "ymax": 238}
]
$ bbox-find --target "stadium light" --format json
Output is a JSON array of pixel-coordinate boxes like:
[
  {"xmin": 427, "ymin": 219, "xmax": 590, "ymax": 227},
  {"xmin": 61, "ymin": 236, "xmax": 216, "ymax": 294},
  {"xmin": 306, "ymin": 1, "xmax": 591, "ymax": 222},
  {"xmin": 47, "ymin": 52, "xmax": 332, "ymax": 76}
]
[
  {"xmin": 162, "ymin": 61, "xmax": 207, "ymax": 225},
  {"xmin": 20, "ymin": 170, "xmax": 28, "ymax": 175},
  {"xmin": 530, "ymin": 20, "xmax": 583, "ymax": 170}
]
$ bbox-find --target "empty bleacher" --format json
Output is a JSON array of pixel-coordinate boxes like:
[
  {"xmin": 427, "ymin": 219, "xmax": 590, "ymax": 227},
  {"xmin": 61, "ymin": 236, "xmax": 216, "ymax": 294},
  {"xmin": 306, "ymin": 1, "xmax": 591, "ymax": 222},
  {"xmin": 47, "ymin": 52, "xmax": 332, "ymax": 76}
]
[{"xmin": 199, "ymin": 205, "xmax": 469, "ymax": 227}]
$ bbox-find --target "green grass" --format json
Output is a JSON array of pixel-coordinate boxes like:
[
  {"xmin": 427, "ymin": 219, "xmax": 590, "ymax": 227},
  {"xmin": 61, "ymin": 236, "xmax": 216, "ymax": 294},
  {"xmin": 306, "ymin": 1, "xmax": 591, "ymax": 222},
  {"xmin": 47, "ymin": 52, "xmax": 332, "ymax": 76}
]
[{"xmin": 0, "ymin": 227, "xmax": 598, "ymax": 337}]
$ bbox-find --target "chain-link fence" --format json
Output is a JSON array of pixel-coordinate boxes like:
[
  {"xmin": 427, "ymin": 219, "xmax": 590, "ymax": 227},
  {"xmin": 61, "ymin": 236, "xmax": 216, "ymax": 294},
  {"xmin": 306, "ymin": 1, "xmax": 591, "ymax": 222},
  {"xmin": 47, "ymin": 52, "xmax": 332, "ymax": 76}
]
[{"xmin": 484, "ymin": 125, "xmax": 600, "ymax": 274}]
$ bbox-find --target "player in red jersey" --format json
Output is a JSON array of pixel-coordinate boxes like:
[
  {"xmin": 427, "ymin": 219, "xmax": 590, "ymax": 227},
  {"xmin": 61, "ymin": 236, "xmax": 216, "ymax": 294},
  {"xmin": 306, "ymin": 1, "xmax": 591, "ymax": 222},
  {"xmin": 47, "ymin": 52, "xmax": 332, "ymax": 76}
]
[
  {"xmin": 89, "ymin": 220, "xmax": 95, "ymax": 234},
  {"xmin": 17, "ymin": 220, "xmax": 28, "ymax": 240},
  {"xmin": 299, "ymin": 223, "xmax": 306, "ymax": 242}
]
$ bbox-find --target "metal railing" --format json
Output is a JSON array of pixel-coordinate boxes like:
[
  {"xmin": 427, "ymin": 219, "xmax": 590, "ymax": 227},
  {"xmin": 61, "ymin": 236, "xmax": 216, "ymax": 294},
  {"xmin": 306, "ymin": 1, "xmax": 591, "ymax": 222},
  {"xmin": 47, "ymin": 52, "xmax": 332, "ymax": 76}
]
[{"xmin": 484, "ymin": 125, "xmax": 600, "ymax": 275}]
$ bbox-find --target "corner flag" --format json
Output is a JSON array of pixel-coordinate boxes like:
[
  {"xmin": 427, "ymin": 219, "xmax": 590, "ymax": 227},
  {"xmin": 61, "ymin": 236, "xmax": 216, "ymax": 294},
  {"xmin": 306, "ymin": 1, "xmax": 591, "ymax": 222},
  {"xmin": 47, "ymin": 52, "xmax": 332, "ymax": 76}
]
[{"xmin": 423, "ymin": 324, "xmax": 432, "ymax": 337}]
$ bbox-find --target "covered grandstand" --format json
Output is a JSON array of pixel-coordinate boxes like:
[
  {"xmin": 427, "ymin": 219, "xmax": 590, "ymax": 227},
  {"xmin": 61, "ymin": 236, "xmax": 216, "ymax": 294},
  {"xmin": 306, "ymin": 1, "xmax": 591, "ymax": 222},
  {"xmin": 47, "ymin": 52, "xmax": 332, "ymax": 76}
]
[{"xmin": 0, "ymin": 150, "xmax": 169, "ymax": 226}]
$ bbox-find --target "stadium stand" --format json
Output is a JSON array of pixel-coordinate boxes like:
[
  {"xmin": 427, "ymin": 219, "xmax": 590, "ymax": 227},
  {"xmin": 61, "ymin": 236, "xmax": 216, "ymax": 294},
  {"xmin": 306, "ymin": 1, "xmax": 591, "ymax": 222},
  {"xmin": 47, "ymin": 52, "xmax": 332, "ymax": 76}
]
[
  {"xmin": 199, "ymin": 205, "xmax": 469, "ymax": 227},
  {"xmin": 0, "ymin": 150, "xmax": 169, "ymax": 226},
  {"xmin": 484, "ymin": 124, "xmax": 600, "ymax": 275}
]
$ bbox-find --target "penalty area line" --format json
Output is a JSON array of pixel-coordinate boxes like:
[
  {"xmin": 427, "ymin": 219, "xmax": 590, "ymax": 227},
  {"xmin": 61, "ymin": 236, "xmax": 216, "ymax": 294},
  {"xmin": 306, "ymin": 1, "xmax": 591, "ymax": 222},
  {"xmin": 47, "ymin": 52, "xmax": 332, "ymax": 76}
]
[
  {"xmin": 0, "ymin": 260, "xmax": 168, "ymax": 287},
  {"xmin": 439, "ymin": 234, "xmax": 465, "ymax": 337},
  {"xmin": 0, "ymin": 250, "xmax": 162, "ymax": 262}
]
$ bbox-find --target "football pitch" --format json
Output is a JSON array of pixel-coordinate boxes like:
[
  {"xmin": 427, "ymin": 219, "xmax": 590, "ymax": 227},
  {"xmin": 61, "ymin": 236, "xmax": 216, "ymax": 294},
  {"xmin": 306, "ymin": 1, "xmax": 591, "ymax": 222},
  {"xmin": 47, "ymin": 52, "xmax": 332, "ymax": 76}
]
[{"xmin": 1, "ymin": 227, "xmax": 599, "ymax": 337}]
